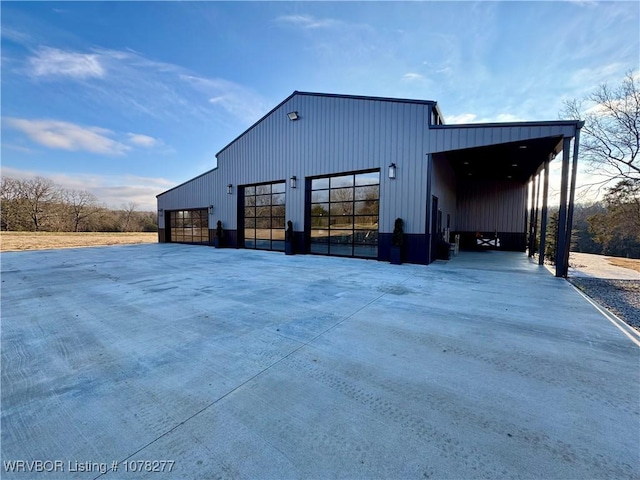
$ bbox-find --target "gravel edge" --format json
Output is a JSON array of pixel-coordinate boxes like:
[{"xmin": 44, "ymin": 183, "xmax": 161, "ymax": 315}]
[{"xmin": 567, "ymin": 278, "xmax": 640, "ymax": 332}]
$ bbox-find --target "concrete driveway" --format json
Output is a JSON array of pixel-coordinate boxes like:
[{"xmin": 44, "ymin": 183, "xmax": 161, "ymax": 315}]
[{"xmin": 2, "ymin": 245, "xmax": 638, "ymax": 479}]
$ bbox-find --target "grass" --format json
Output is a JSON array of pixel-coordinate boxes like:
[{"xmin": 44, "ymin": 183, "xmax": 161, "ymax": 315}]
[
  {"xmin": 0, "ymin": 232, "xmax": 157, "ymax": 252},
  {"xmin": 607, "ymin": 256, "xmax": 640, "ymax": 273}
]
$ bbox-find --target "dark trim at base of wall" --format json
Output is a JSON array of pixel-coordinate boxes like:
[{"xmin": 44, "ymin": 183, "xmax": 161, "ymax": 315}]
[
  {"xmin": 292, "ymin": 231, "xmax": 306, "ymax": 254},
  {"xmin": 454, "ymin": 231, "xmax": 526, "ymax": 252},
  {"xmin": 209, "ymin": 229, "xmax": 238, "ymax": 247},
  {"xmin": 162, "ymin": 229, "xmax": 432, "ymax": 265},
  {"xmin": 378, "ymin": 233, "xmax": 430, "ymax": 265}
]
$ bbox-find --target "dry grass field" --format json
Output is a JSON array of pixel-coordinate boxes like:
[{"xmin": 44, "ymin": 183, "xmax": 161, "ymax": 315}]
[
  {"xmin": 607, "ymin": 256, "xmax": 640, "ymax": 273},
  {"xmin": 0, "ymin": 232, "xmax": 157, "ymax": 252}
]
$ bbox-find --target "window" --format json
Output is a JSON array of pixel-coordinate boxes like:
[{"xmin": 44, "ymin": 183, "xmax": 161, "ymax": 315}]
[
  {"xmin": 243, "ymin": 181, "xmax": 286, "ymax": 251},
  {"xmin": 168, "ymin": 209, "xmax": 208, "ymax": 244},
  {"xmin": 309, "ymin": 171, "xmax": 379, "ymax": 258}
]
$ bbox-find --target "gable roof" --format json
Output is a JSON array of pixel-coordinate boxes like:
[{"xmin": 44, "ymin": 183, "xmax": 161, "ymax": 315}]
[{"xmin": 215, "ymin": 91, "xmax": 437, "ymax": 157}]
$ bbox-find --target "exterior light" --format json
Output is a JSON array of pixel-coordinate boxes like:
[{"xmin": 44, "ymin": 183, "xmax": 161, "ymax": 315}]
[
  {"xmin": 463, "ymin": 161, "xmax": 469, "ymax": 165},
  {"xmin": 388, "ymin": 163, "xmax": 397, "ymax": 179},
  {"xmin": 208, "ymin": 205, "xmax": 214, "ymax": 214},
  {"xmin": 511, "ymin": 163, "xmax": 518, "ymax": 167},
  {"xmin": 227, "ymin": 184, "xmax": 233, "ymax": 194},
  {"xmin": 519, "ymin": 145, "xmax": 527, "ymax": 149},
  {"xmin": 287, "ymin": 111, "xmax": 299, "ymax": 121},
  {"xmin": 290, "ymin": 176, "xmax": 297, "ymax": 189},
  {"xmin": 158, "ymin": 208, "xmax": 164, "ymax": 216}
]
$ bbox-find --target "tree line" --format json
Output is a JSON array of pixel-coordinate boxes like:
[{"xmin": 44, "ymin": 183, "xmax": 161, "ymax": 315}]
[
  {"xmin": 541, "ymin": 179, "xmax": 640, "ymax": 261},
  {"xmin": 1, "ymin": 176, "xmax": 158, "ymax": 233},
  {"xmin": 569, "ymin": 180, "xmax": 640, "ymax": 258}
]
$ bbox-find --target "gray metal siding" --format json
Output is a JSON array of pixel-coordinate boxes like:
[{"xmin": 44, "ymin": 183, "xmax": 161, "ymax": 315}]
[
  {"xmin": 427, "ymin": 124, "xmax": 577, "ymax": 153},
  {"xmin": 157, "ymin": 169, "xmax": 222, "ymax": 229},
  {"xmin": 456, "ymin": 179, "xmax": 526, "ymax": 232},
  {"xmin": 430, "ymin": 153, "xmax": 457, "ymax": 233},
  {"xmin": 210, "ymin": 94, "xmax": 431, "ymax": 234}
]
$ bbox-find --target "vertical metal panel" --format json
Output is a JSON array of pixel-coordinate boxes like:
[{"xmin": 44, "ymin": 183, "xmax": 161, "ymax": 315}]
[
  {"xmin": 198, "ymin": 94, "xmax": 432, "ymax": 235},
  {"xmin": 430, "ymin": 154, "xmax": 457, "ymax": 233},
  {"xmin": 158, "ymin": 95, "xmax": 579, "ymax": 242},
  {"xmin": 455, "ymin": 178, "xmax": 526, "ymax": 232},
  {"xmin": 427, "ymin": 123, "xmax": 578, "ymax": 153}
]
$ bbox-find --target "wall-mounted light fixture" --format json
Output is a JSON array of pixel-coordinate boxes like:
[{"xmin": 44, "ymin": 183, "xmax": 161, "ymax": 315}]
[
  {"xmin": 287, "ymin": 111, "xmax": 300, "ymax": 121},
  {"xmin": 388, "ymin": 162, "xmax": 397, "ymax": 179},
  {"xmin": 290, "ymin": 175, "xmax": 297, "ymax": 189},
  {"xmin": 208, "ymin": 205, "xmax": 214, "ymax": 214},
  {"xmin": 227, "ymin": 184, "xmax": 233, "ymax": 195},
  {"xmin": 158, "ymin": 208, "xmax": 164, "ymax": 216}
]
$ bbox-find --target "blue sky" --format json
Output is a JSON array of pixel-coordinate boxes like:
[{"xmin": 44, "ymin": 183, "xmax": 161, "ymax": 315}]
[{"xmin": 2, "ymin": 1, "xmax": 638, "ymax": 211}]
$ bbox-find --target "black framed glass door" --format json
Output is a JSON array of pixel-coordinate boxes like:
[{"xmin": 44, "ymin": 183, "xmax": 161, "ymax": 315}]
[
  {"xmin": 243, "ymin": 181, "xmax": 286, "ymax": 251},
  {"xmin": 309, "ymin": 170, "xmax": 379, "ymax": 258}
]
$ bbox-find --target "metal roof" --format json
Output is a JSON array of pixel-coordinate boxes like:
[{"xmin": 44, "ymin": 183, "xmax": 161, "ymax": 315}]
[{"xmin": 428, "ymin": 120, "xmax": 584, "ymax": 182}]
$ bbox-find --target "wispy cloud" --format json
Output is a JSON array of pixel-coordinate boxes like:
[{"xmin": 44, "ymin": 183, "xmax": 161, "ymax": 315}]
[
  {"xmin": 4, "ymin": 118, "xmax": 129, "ymax": 155},
  {"xmin": 181, "ymin": 74, "xmax": 271, "ymax": 124},
  {"xmin": 126, "ymin": 133, "xmax": 161, "ymax": 148},
  {"xmin": 567, "ymin": 63, "xmax": 627, "ymax": 95},
  {"xmin": 401, "ymin": 72, "xmax": 425, "ymax": 81},
  {"xmin": 4, "ymin": 118, "xmax": 166, "ymax": 155},
  {"xmin": 1, "ymin": 26, "xmax": 33, "ymax": 44},
  {"xmin": 27, "ymin": 46, "xmax": 105, "ymax": 79},
  {"xmin": 276, "ymin": 14, "xmax": 341, "ymax": 29},
  {"xmin": 2, "ymin": 143, "xmax": 36, "ymax": 154},
  {"xmin": 17, "ymin": 46, "xmax": 270, "ymax": 126},
  {"xmin": 446, "ymin": 113, "xmax": 478, "ymax": 124},
  {"xmin": 567, "ymin": 0, "xmax": 598, "ymax": 7},
  {"xmin": 445, "ymin": 112, "xmax": 525, "ymax": 124}
]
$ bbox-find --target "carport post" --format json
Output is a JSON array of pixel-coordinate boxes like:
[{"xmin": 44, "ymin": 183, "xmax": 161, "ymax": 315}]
[
  {"xmin": 538, "ymin": 159, "xmax": 550, "ymax": 265},
  {"xmin": 555, "ymin": 137, "xmax": 572, "ymax": 277},
  {"xmin": 561, "ymin": 128, "xmax": 582, "ymax": 277},
  {"xmin": 528, "ymin": 176, "xmax": 536, "ymax": 256},
  {"xmin": 533, "ymin": 173, "xmax": 541, "ymax": 257}
]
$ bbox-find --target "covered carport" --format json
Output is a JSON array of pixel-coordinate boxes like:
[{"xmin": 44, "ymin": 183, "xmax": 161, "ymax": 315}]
[{"xmin": 427, "ymin": 120, "xmax": 584, "ymax": 277}]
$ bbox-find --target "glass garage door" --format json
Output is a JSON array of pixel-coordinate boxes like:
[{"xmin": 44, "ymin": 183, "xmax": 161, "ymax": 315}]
[
  {"xmin": 243, "ymin": 182, "xmax": 286, "ymax": 251},
  {"xmin": 309, "ymin": 171, "xmax": 379, "ymax": 258},
  {"xmin": 168, "ymin": 209, "xmax": 208, "ymax": 244}
]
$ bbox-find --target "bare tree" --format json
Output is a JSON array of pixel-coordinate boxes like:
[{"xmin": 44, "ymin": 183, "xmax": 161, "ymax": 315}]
[
  {"xmin": 561, "ymin": 71, "xmax": 639, "ymax": 190},
  {"xmin": 64, "ymin": 189, "xmax": 100, "ymax": 232},
  {"xmin": 120, "ymin": 201, "xmax": 138, "ymax": 232},
  {"xmin": 1, "ymin": 177, "xmax": 28, "ymax": 231},
  {"xmin": 20, "ymin": 177, "xmax": 59, "ymax": 231}
]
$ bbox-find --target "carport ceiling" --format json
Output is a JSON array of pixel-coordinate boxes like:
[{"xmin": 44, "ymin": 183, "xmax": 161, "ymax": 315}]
[{"xmin": 443, "ymin": 136, "xmax": 563, "ymax": 182}]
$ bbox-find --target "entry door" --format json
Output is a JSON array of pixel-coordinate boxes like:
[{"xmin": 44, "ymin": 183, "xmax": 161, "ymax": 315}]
[{"xmin": 430, "ymin": 196, "xmax": 439, "ymax": 263}]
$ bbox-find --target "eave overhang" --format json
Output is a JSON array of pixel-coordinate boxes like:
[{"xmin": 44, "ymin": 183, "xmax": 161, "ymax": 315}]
[{"xmin": 428, "ymin": 120, "xmax": 584, "ymax": 182}]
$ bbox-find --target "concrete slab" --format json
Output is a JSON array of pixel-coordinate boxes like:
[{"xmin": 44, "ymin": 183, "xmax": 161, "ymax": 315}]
[{"xmin": 1, "ymin": 245, "xmax": 638, "ymax": 479}]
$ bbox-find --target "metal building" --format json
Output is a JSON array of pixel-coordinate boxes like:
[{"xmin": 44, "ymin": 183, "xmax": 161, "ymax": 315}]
[{"xmin": 157, "ymin": 91, "xmax": 583, "ymax": 277}]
